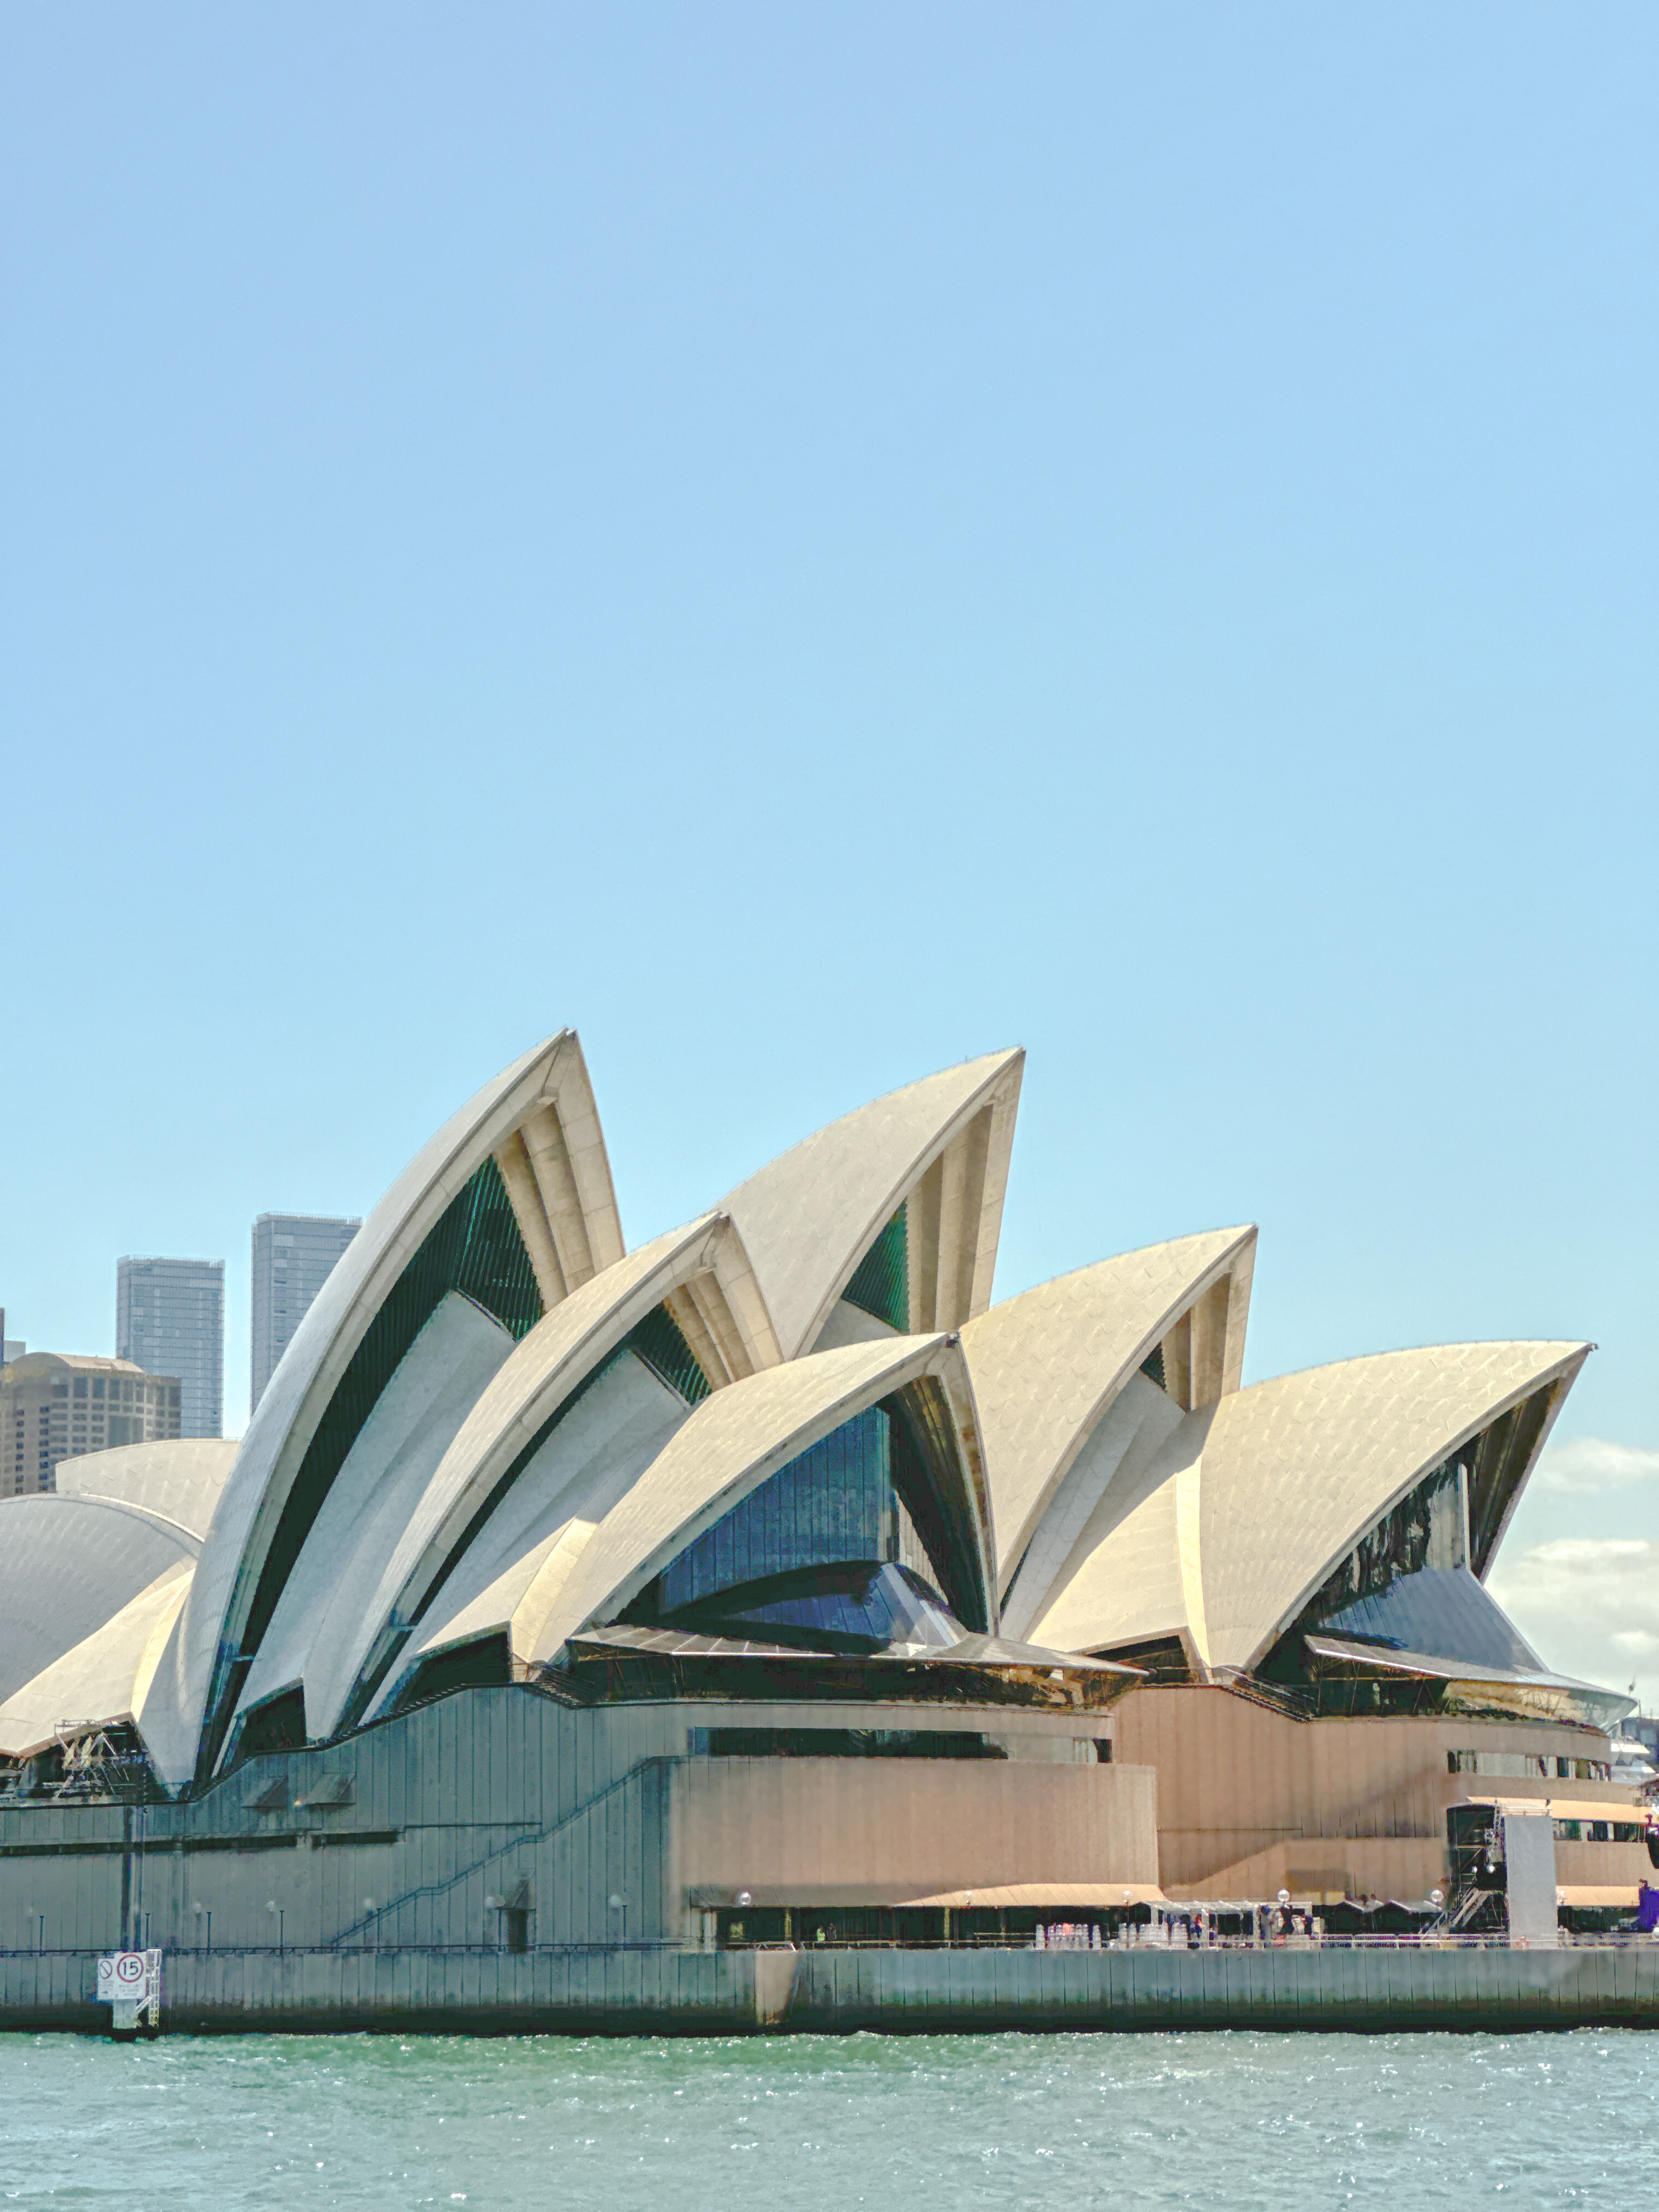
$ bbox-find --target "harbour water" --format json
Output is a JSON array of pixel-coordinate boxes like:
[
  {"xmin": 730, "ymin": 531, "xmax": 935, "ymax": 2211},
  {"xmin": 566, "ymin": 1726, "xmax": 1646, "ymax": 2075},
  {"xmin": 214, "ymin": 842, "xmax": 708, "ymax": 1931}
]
[{"xmin": 1, "ymin": 2029, "xmax": 1654, "ymax": 2208}]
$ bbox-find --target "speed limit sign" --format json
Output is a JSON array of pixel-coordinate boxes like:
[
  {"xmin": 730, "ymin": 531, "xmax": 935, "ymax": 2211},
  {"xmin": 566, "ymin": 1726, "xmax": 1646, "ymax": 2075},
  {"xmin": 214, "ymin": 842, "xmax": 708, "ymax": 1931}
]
[{"xmin": 96, "ymin": 1949, "xmax": 161, "ymax": 2028}]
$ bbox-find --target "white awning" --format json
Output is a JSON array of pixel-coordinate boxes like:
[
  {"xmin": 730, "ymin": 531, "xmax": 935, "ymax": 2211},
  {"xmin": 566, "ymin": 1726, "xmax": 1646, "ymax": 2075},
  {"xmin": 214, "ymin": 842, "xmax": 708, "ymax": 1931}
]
[{"xmin": 894, "ymin": 1883, "xmax": 1167, "ymax": 1909}]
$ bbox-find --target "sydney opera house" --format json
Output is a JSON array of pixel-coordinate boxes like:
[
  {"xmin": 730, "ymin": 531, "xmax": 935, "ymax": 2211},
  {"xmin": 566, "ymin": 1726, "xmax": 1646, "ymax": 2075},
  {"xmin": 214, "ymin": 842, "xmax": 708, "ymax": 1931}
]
[{"xmin": 0, "ymin": 1034, "xmax": 1647, "ymax": 1965}]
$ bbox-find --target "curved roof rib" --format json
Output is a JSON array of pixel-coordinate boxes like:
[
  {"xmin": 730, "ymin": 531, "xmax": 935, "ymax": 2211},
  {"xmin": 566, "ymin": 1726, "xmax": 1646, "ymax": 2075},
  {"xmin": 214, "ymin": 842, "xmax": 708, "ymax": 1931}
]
[
  {"xmin": 719, "ymin": 1049, "xmax": 1024, "ymax": 1362},
  {"xmin": 960, "ymin": 1227, "xmax": 1256, "ymax": 1601},
  {"xmin": 1028, "ymin": 1339, "xmax": 1588, "ymax": 1675},
  {"xmin": 445, "ymin": 1333, "xmax": 991, "ymax": 1680},
  {"xmin": 151, "ymin": 1029, "xmax": 622, "ymax": 1788},
  {"xmin": 53, "ymin": 1439, "xmax": 239, "ymax": 1544},
  {"xmin": 275, "ymin": 1213, "xmax": 780, "ymax": 1741},
  {"xmin": 0, "ymin": 1494, "xmax": 200, "ymax": 1706},
  {"xmin": 0, "ymin": 1564, "xmax": 192, "ymax": 1762}
]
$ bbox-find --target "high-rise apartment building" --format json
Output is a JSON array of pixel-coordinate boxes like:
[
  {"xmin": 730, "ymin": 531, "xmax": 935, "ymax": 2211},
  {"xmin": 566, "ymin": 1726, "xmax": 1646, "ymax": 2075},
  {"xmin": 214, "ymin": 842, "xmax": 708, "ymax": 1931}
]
[
  {"xmin": 250, "ymin": 1214, "xmax": 360, "ymax": 1412},
  {"xmin": 0, "ymin": 1307, "xmax": 23, "ymax": 1364},
  {"xmin": 116, "ymin": 1256, "xmax": 224, "ymax": 1438},
  {"xmin": 1, "ymin": 1351, "xmax": 180, "ymax": 1495}
]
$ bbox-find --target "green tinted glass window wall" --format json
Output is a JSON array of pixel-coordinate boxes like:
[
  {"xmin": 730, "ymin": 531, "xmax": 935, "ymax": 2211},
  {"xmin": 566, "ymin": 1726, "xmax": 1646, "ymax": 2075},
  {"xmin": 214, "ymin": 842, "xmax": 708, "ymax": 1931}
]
[{"xmin": 843, "ymin": 1207, "xmax": 908, "ymax": 1332}]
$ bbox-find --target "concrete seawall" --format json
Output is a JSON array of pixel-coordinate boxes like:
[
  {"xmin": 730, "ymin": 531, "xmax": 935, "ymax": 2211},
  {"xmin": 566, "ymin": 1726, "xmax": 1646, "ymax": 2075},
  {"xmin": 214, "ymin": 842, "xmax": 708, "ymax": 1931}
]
[{"xmin": 3, "ymin": 1946, "xmax": 1657, "ymax": 2035}]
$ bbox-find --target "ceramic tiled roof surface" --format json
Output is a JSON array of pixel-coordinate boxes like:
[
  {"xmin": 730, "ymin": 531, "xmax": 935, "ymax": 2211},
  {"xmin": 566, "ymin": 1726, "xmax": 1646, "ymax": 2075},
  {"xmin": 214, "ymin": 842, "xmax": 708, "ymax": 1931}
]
[{"xmin": 961, "ymin": 1227, "xmax": 1254, "ymax": 1575}]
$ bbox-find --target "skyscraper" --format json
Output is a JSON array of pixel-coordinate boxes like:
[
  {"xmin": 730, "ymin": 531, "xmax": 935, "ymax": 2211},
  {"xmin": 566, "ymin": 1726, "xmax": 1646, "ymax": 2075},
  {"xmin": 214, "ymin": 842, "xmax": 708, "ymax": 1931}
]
[
  {"xmin": 116, "ymin": 1256, "xmax": 224, "ymax": 1438},
  {"xmin": 250, "ymin": 1214, "xmax": 360, "ymax": 1412}
]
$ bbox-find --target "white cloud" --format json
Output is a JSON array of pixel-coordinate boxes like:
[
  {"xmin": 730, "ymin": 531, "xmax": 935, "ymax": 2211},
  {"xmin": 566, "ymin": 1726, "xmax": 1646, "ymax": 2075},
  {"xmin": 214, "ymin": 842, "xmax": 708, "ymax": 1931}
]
[
  {"xmin": 1488, "ymin": 1537, "xmax": 1659, "ymax": 1710},
  {"xmin": 1533, "ymin": 1437, "xmax": 1659, "ymax": 1494}
]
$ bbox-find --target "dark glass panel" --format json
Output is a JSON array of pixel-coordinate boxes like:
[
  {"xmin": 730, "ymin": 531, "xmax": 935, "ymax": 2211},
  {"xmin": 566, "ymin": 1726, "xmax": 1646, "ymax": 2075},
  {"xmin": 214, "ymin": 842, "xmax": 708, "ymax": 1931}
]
[
  {"xmin": 627, "ymin": 1379, "xmax": 984, "ymax": 1633},
  {"xmin": 1314, "ymin": 1564, "xmax": 1541, "ymax": 1672},
  {"xmin": 658, "ymin": 1407, "xmax": 894, "ymax": 1612},
  {"xmin": 1097, "ymin": 1634, "xmax": 1192, "ymax": 1684},
  {"xmin": 1257, "ymin": 1418, "xmax": 1556, "ymax": 1712},
  {"xmin": 397, "ymin": 1633, "xmax": 512, "ymax": 1710},
  {"xmin": 626, "ymin": 1305, "xmax": 712, "ymax": 1405},
  {"xmin": 887, "ymin": 1381, "xmax": 986, "ymax": 1629},
  {"xmin": 672, "ymin": 1561, "xmax": 964, "ymax": 1654},
  {"xmin": 235, "ymin": 1687, "xmax": 308, "ymax": 1760},
  {"xmin": 690, "ymin": 1725, "xmax": 1004, "ymax": 1758},
  {"xmin": 561, "ymin": 1640, "xmax": 1126, "ymax": 1711},
  {"xmin": 843, "ymin": 1206, "xmax": 908, "ymax": 1332},
  {"xmin": 1298, "ymin": 1455, "xmax": 1468, "ymax": 1627},
  {"xmin": 1468, "ymin": 1384, "xmax": 1556, "ymax": 1568}
]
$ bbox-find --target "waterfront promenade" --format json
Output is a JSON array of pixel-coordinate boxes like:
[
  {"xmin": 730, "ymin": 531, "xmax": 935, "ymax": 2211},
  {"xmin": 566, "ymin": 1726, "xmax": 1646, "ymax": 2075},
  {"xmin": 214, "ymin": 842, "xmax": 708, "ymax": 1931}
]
[{"xmin": 3, "ymin": 1941, "xmax": 1657, "ymax": 2036}]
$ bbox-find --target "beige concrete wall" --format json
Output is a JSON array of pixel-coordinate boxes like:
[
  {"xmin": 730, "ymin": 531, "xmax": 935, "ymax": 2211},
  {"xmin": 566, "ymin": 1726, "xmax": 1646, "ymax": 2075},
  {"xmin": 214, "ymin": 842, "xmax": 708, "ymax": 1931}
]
[
  {"xmin": 1112, "ymin": 1685, "xmax": 1639, "ymax": 1900},
  {"xmin": 1553, "ymin": 1839, "xmax": 1652, "ymax": 1892},
  {"xmin": 1186, "ymin": 1837, "xmax": 1449, "ymax": 1904},
  {"xmin": 669, "ymin": 1757, "xmax": 1159, "ymax": 1905}
]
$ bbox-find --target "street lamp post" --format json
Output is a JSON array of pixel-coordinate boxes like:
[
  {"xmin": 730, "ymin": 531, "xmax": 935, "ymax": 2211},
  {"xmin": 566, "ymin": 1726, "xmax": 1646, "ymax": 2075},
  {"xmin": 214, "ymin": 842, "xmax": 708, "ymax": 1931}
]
[{"xmin": 607, "ymin": 1893, "xmax": 627, "ymax": 1948}]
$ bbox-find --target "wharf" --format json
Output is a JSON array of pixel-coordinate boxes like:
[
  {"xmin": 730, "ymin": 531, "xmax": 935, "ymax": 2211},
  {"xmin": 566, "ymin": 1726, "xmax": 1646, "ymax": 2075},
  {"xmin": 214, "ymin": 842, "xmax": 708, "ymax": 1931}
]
[{"xmin": 2, "ymin": 1944, "xmax": 1657, "ymax": 2035}]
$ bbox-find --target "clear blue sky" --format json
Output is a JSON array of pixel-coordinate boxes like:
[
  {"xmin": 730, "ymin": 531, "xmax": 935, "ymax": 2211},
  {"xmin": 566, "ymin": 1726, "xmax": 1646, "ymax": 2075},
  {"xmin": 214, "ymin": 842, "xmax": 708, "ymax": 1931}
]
[{"xmin": 3, "ymin": 9, "xmax": 1654, "ymax": 1678}]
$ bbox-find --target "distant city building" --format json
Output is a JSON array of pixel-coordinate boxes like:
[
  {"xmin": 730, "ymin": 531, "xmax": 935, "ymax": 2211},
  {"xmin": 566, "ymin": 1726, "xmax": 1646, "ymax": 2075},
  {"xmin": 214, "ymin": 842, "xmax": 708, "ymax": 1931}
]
[
  {"xmin": 250, "ymin": 1214, "xmax": 360, "ymax": 1412},
  {"xmin": 1, "ymin": 1351, "xmax": 180, "ymax": 1496},
  {"xmin": 116, "ymin": 1257, "xmax": 224, "ymax": 1439},
  {"xmin": 0, "ymin": 1307, "xmax": 23, "ymax": 1364}
]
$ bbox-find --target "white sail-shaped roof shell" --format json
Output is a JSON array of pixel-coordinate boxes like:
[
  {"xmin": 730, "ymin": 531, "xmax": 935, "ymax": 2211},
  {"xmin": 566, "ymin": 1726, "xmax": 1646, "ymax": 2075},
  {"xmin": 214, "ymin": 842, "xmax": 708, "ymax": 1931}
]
[
  {"xmin": 0, "ymin": 1494, "xmax": 201, "ymax": 1707},
  {"xmin": 373, "ymin": 1347, "xmax": 692, "ymax": 1705},
  {"xmin": 239, "ymin": 1212, "xmax": 778, "ymax": 1742},
  {"xmin": 1029, "ymin": 1339, "xmax": 1588, "ymax": 1674},
  {"xmin": 0, "ymin": 1447, "xmax": 229, "ymax": 1759},
  {"xmin": 370, "ymin": 1331, "xmax": 990, "ymax": 1713},
  {"xmin": 961, "ymin": 1227, "xmax": 1256, "ymax": 1605},
  {"xmin": 719, "ymin": 1049, "xmax": 1023, "ymax": 1361},
  {"xmin": 514, "ymin": 1331, "xmax": 989, "ymax": 1667},
  {"xmin": 229, "ymin": 1290, "xmax": 520, "ymax": 1745},
  {"xmin": 0, "ymin": 1565, "xmax": 192, "ymax": 1762},
  {"xmin": 53, "ymin": 1438, "xmax": 238, "ymax": 1543},
  {"xmin": 145, "ymin": 1029, "xmax": 623, "ymax": 1787}
]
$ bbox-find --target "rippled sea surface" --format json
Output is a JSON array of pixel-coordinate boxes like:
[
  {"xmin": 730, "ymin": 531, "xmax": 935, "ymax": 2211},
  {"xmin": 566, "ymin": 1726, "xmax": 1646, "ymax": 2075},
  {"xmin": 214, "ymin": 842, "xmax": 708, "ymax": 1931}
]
[{"xmin": 2, "ymin": 2029, "xmax": 1655, "ymax": 2208}]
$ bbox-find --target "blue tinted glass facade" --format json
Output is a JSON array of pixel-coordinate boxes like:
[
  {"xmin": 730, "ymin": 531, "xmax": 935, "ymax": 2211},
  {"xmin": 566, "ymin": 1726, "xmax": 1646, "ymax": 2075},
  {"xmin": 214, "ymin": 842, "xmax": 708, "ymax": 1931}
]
[
  {"xmin": 706, "ymin": 1561, "xmax": 962, "ymax": 1650},
  {"xmin": 1316, "ymin": 1565, "xmax": 1543, "ymax": 1673},
  {"xmin": 660, "ymin": 1407, "xmax": 894, "ymax": 1612},
  {"xmin": 1292, "ymin": 1454, "xmax": 1468, "ymax": 1637},
  {"xmin": 1263, "ymin": 1441, "xmax": 1547, "ymax": 1691}
]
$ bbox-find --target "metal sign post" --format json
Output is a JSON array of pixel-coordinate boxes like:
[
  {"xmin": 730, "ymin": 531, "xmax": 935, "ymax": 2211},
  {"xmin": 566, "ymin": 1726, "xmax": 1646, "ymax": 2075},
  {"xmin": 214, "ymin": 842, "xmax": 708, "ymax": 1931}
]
[{"xmin": 96, "ymin": 1949, "xmax": 162, "ymax": 2038}]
